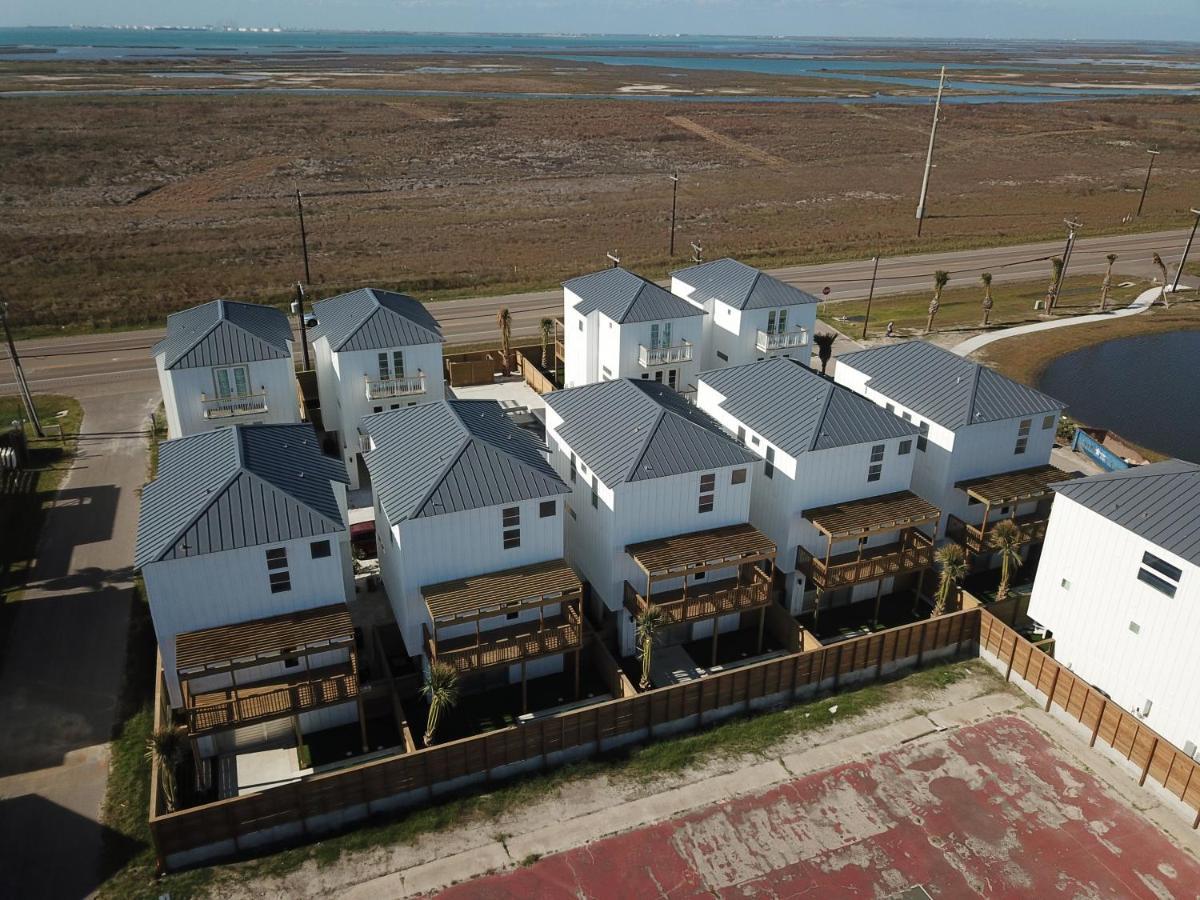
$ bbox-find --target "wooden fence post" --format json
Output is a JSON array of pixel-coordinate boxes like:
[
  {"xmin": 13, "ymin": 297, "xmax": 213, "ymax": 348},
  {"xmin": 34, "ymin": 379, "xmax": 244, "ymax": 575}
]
[
  {"xmin": 1044, "ymin": 664, "xmax": 1060, "ymax": 712},
  {"xmin": 1140, "ymin": 737, "xmax": 1159, "ymax": 786},
  {"xmin": 1090, "ymin": 698, "xmax": 1107, "ymax": 747},
  {"xmin": 1004, "ymin": 634, "xmax": 1018, "ymax": 682}
]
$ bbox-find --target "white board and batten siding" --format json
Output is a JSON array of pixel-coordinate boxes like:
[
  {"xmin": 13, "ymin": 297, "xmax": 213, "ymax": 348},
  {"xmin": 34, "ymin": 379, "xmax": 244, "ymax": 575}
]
[
  {"xmin": 156, "ymin": 354, "xmax": 300, "ymax": 440},
  {"xmin": 1028, "ymin": 495, "xmax": 1200, "ymax": 757},
  {"xmin": 144, "ymin": 531, "xmax": 356, "ymax": 708}
]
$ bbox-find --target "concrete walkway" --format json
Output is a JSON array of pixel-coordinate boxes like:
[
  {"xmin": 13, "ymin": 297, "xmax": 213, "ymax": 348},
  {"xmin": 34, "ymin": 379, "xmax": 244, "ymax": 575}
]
[
  {"xmin": 952, "ymin": 283, "xmax": 1181, "ymax": 358},
  {"xmin": 0, "ymin": 384, "xmax": 157, "ymax": 899}
]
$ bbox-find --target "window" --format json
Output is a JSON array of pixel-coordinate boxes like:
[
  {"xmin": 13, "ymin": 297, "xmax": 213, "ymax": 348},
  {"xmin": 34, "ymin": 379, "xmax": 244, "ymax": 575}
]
[
  {"xmin": 1015, "ymin": 418, "xmax": 1031, "ymax": 455},
  {"xmin": 390, "ymin": 404, "xmax": 399, "ymax": 410},
  {"xmin": 506, "ymin": 611, "xmax": 520, "ymax": 621},
  {"xmin": 569, "ymin": 451, "xmax": 577, "ymax": 483},
  {"xmin": 667, "ymin": 369, "xmax": 678, "ymax": 390},
  {"xmin": 716, "ymin": 351, "xmax": 729, "ymax": 362},
  {"xmin": 373, "ymin": 406, "xmax": 382, "ymax": 414},
  {"xmin": 886, "ymin": 403, "xmax": 895, "ymax": 413},
  {"xmin": 1042, "ymin": 414, "xmax": 1055, "ymax": 430},
  {"xmin": 731, "ymin": 468, "xmax": 747, "ymax": 485},
  {"xmin": 699, "ymin": 473, "xmax": 715, "ymax": 513},
  {"xmin": 377, "ymin": 350, "xmax": 405, "ymax": 380},
  {"xmin": 764, "ymin": 446, "xmax": 775, "ymax": 479},
  {"xmin": 213, "ymin": 365, "xmax": 250, "ymax": 399},
  {"xmin": 868, "ymin": 443, "xmax": 884, "ymax": 482},
  {"xmin": 751, "ymin": 435, "xmax": 760, "ymax": 447},
  {"xmin": 310, "ymin": 539, "xmax": 331, "ymax": 559},
  {"xmin": 902, "ymin": 411, "xmax": 912, "ymax": 422},
  {"xmin": 767, "ymin": 309, "xmax": 787, "ymax": 334},
  {"xmin": 917, "ymin": 421, "xmax": 929, "ymax": 452},
  {"xmin": 266, "ymin": 547, "xmax": 288, "ymax": 570},
  {"xmin": 269, "ymin": 571, "xmax": 291, "ymax": 593},
  {"xmin": 602, "ymin": 366, "xmax": 613, "ymax": 380},
  {"xmin": 567, "ymin": 504, "xmax": 576, "ymax": 520},
  {"xmin": 591, "ymin": 476, "xmax": 599, "ymax": 509},
  {"xmin": 736, "ymin": 426, "xmax": 746, "ymax": 446},
  {"xmin": 502, "ymin": 506, "xmax": 521, "ymax": 549},
  {"xmin": 899, "ymin": 439, "xmax": 912, "ymax": 455},
  {"xmin": 539, "ymin": 500, "xmax": 556, "ymax": 518},
  {"xmin": 640, "ymin": 373, "xmax": 649, "ymax": 379},
  {"xmin": 1060, "ymin": 578, "xmax": 1071, "ymax": 590},
  {"xmin": 1129, "ymin": 621, "xmax": 1141, "ymax": 635},
  {"xmin": 649, "ymin": 321, "xmax": 672, "ymax": 349},
  {"xmin": 1138, "ymin": 552, "xmax": 1181, "ymax": 598},
  {"xmin": 654, "ymin": 370, "xmax": 664, "ymax": 383},
  {"xmin": 1014, "ymin": 438, "xmax": 1028, "ymax": 455},
  {"xmin": 283, "ymin": 647, "xmax": 300, "ymax": 669}
]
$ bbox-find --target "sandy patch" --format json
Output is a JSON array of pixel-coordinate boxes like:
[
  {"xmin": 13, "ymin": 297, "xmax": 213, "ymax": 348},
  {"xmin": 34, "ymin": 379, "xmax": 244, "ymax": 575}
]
[{"xmin": 617, "ymin": 83, "xmax": 693, "ymax": 94}]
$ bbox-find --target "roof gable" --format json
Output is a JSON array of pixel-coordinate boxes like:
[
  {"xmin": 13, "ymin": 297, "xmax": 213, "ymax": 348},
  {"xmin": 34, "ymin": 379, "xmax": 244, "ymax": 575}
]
[
  {"xmin": 564, "ymin": 267, "xmax": 704, "ymax": 324},
  {"xmin": 1054, "ymin": 459, "xmax": 1200, "ymax": 567},
  {"xmin": 135, "ymin": 423, "xmax": 346, "ymax": 567},
  {"xmin": 701, "ymin": 358, "xmax": 917, "ymax": 455},
  {"xmin": 546, "ymin": 379, "xmax": 755, "ymax": 486},
  {"xmin": 363, "ymin": 400, "xmax": 569, "ymax": 525},
  {"xmin": 154, "ymin": 299, "xmax": 293, "ymax": 370},
  {"xmin": 837, "ymin": 340, "xmax": 1062, "ymax": 428},
  {"xmin": 313, "ymin": 288, "xmax": 443, "ymax": 352},
  {"xmin": 672, "ymin": 258, "xmax": 819, "ymax": 310}
]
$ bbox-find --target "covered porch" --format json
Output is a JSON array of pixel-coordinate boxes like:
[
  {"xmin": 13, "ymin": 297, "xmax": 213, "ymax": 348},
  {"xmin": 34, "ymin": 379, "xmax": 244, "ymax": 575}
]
[
  {"xmin": 797, "ymin": 490, "xmax": 941, "ymax": 628},
  {"xmin": 946, "ymin": 464, "xmax": 1074, "ymax": 558},
  {"xmin": 624, "ymin": 522, "xmax": 778, "ymax": 667},
  {"xmin": 421, "ymin": 558, "xmax": 585, "ymax": 713},
  {"xmin": 175, "ymin": 603, "xmax": 365, "ymax": 758}
]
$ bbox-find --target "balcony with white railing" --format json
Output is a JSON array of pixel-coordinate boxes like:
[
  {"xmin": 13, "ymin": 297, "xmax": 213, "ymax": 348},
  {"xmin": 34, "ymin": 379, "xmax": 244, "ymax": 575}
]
[
  {"xmin": 755, "ymin": 328, "xmax": 809, "ymax": 353},
  {"xmin": 364, "ymin": 372, "xmax": 426, "ymax": 401},
  {"xmin": 201, "ymin": 391, "xmax": 269, "ymax": 420},
  {"xmin": 638, "ymin": 341, "xmax": 693, "ymax": 367}
]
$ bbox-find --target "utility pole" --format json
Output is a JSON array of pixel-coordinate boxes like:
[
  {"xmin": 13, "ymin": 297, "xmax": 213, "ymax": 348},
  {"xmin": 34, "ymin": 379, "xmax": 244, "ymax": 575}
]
[
  {"xmin": 606, "ymin": 252, "xmax": 621, "ymax": 268},
  {"xmin": 295, "ymin": 189, "xmax": 312, "ymax": 286},
  {"xmin": 293, "ymin": 283, "xmax": 311, "ymax": 371},
  {"xmin": 668, "ymin": 172, "xmax": 679, "ymax": 257},
  {"xmin": 1172, "ymin": 207, "xmax": 1200, "ymax": 291},
  {"xmin": 861, "ymin": 255, "xmax": 880, "ymax": 340},
  {"xmin": 915, "ymin": 65, "xmax": 947, "ymax": 237},
  {"xmin": 0, "ymin": 300, "xmax": 43, "ymax": 437},
  {"xmin": 690, "ymin": 242, "xmax": 704, "ymax": 265},
  {"xmin": 1136, "ymin": 148, "xmax": 1160, "ymax": 218},
  {"xmin": 1051, "ymin": 219, "xmax": 1082, "ymax": 311}
]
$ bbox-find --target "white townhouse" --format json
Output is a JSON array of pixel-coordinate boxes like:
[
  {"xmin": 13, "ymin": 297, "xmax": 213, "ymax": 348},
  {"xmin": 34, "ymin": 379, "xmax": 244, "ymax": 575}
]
[
  {"xmin": 362, "ymin": 400, "xmax": 579, "ymax": 709},
  {"xmin": 153, "ymin": 298, "xmax": 299, "ymax": 440},
  {"xmin": 134, "ymin": 423, "xmax": 361, "ymax": 760},
  {"xmin": 671, "ymin": 257, "xmax": 818, "ymax": 371},
  {"xmin": 835, "ymin": 341, "xmax": 1069, "ymax": 567},
  {"xmin": 562, "ymin": 266, "xmax": 706, "ymax": 392},
  {"xmin": 544, "ymin": 378, "xmax": 777, "ymax": 665},
  {"xmin": 1027, "ymin": 460, "xmax": 1200, "ymax": 757},
  {"xmin": 697, "ymin": 358, "xmax": 939, "ymax": 621},
  {"xmin": 311, "ymin": 288, "xmax": 445, "ymax": 489}
]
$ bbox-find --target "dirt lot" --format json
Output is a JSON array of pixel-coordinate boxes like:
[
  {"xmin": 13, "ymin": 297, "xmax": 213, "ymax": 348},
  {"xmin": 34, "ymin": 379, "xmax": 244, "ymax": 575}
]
[{"xmin": 2, "ymin": 58, "xmax": 1200, "ymax": 333}]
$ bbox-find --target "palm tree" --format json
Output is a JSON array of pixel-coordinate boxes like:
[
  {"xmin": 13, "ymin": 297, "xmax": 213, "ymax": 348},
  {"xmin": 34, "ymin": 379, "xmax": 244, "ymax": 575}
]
[
  {"xmin": 539, "ymin": 317, "xmax": 554, "ymax": 370},
  {"xmin": 987, "ymin": 518, "xmax": 1024, "ymax": 602},
  {"xmin": 1153, "ymin": 252, "xmax": 1170, "ymax": 308},
  {"xmin": 925, "ymin": 270, "xmax": 949, "ymax": 333},
  {"xmin": 146, "ymin": 727, "xmax": 186, "ymax": 812},
  {"xmin": 422, "ymin": 660, "xmax": 460, "ymax": 746},
  {"xmin": 980, "ymin": 272, "xmax": 994, "ymax": 326},
  {"xmin": 496, "ymin": 306, "xmax": 513, "ymax": 374},
  {"xmin": 813, "ymin": 332, "xmax": 836, "ymax": 375},
  {"xmin": 932, "ymin": 543, "xmax": 967, "ymax": 617},
  {"xmin": 1045, "ymin": 257, "xmax": 1063, "ymax": 311},
  {"xmin": 635, "ymin": 605, "xmax": 665, "ymax": 690},
  {"xmin": 1099, "ymin": 253, "xmax": 1117, "ymax": 311}
]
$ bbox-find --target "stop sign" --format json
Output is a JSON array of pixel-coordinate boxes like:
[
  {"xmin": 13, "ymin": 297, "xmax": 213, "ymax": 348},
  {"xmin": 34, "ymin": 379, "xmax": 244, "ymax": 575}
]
[{"xmin": 822, "ymin": 286, "xmax": 831, "ymax": 296}]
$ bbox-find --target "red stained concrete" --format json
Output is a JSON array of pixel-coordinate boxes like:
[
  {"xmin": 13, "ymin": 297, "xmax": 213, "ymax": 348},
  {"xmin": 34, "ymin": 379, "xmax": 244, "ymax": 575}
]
[{"xmin": 437, "ymin": 715, "xmax": 1200, "ymax": 899}]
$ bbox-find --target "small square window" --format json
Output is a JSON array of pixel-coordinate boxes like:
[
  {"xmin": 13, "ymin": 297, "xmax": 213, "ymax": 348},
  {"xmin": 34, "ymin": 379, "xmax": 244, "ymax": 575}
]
[
  {"xmin": 1014, "ymin": 437, "xmax": 1028, "ymax": 455},
  {"xmin": 886, "ymin": 403, "xmax": 895, "ymax": 413},
  {"xmin": 716, "ymin": 351, "xmax": 729, "ymax": 362},
  {"xmin": 1018, "ymin": 418, "xmax": 1032, "ymax": 436},
  {"xmin": 898, "ymin": 439, "xmax": 912, "ymax": 455},
  {"xmin": 699, "ymin": 497, "xmax": 714, "ymax": 513},
  {"xmin": 310, "ymin": 539, "xmax": 331, "ymax": 559},
  {"xmin": 539, "ymin": 500, "xmax": 556, "ymax": 518},
  {"xmin": 731, "ymin": 468, "xmax": 747, "ymax": 485},
  {"xmin": 1061, "ymin": 578, "xmax": 1071, "ymax": 590},
  {"xmin": 1128, "ymin": 621, "xmax": 1141, "ymax": 635},
  {"xmin": 902, "ymin": 412, "xmax": 912, "ymax": 422},
  {"xmin": 700, "ymin": 473, "xmax": 716, "ymax": 491},
  {"xmin": 503, "ymin": 529, "xmax": 521, "ymax": 550},
  {"xmin": 1042, "ymin": 415, "xmax": 1055, "ymax": 430},
  {"xmin": 868, "ymin": 464, "xmax": 882, "ymax": 482},
  {"xmin": 266, "ymin": 547, "xmax": 288, "ymax": 570},
  {"xmin": 283, "ymin": 648, "xmax": 300, "ymax": 669},
  {"xmin": 736, "ymin": 426, "xmax": 746, "ymax": 446},
  {"xmin": 870, "ymin": 444, "xmax": 885, "ymax": 463},
  {"xmin": 751, "ymin": 435, "xmax": 760, "ymax": 446},
  {"xmin": 506, "ymin": 611, "xmax": 520, "ymax": 621},
  {"xmin": 269, "ymin": 571, "xmax": 291, "ymax": 593},
  {"xmin": 917, "ymin": 422, "xmax": 929, "ymax": 452},
  {"xmin": 373, "ymin": 406, "xmax": 383, "ymax": 414},
  {"xmin": 390, "ymin": 404, "xmax": 399, "ymax": 410},
  {"xmin": 502, "ymin": 506, "xmax": 520, "ymax": 527}
]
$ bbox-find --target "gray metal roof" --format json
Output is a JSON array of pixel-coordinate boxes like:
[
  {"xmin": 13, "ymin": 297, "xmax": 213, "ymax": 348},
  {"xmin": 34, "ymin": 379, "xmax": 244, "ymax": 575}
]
[
  {"xmin": 135, "ymin": 423, "xmax": 347, "ymax": 567},
  {"xmin": 837, "ymin": 340, "xmax": 1063, "ymax": 428},
  {"xmin": 153, "ymin": 299, "xmax": 293, "ymax": 371},
  {"xmin": 312, "ymin": 288, "xmax": 444, "ymax": 352},
  {"xmin": 1052, "ymin": 459, "xmax": 1200, "ymax": 567},
  {"xmin": 564, "ymin": 267, "xmax": 705, "ymax": 324},
  {"xmin": 545, "ymin": 378, "xmax": 756, "ymax": 486},
  {"xmin": 701, "ymin": 358, "xmax": 918, "ymax": 455},
  {"xmin": 362, "ymin": 400, "xmax": 569, "ymax": 525},
  {"xmin": 672, "ymin": 258, "xmax": 819, "ymax": 310}
]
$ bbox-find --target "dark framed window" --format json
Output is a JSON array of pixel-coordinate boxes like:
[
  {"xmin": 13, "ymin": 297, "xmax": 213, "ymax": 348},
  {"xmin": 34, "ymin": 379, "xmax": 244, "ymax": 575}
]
[
  {"xmin": 310, "ymin": 539, "xmax": 331, "ymax": 559},
  {"xmin": 917, "ymin": 421, "xmax": 930, "ymax": 452},
  {"xmin": 1142, "ymin": 552, "xmax": 1182, "ymax": 583},
  {"xmin": 1139, "ymin": 551, "xmax": 1181, "ymax": 597},
  {"xmin": 539, "ymin": 500, "xmax": 556, "ymax": 518},
  {"xmin": 283, "ymin": 647, "xmax": 300, "ymax": 669},
  {"xmin": 1042, "ymin": 414, "xmax": 1055, "ymax": 430},
  {"xmin": 502, "ymin": 506, "xmax": 521, "ymax": 549},
  {"xmin": 1014, "ymin": 437, "xmax": 1028, "ymax": 455},
  {"xmin": 716, "ymin": 350, "xmax": 729, "ymax": 362},
  {"xmin": 266, "ymin": 547, "xmax": 288, "ymax": 570},
  {"xmin": 591, "ymin": 476, "xmax": 599, "ymax": 509},
  {"xmin": 731, "ymin": 468, "xmax": 747, "ymax": 485},
  {"xmin": 1137, "ymin": 568, "xmax": 1176, "ymax": 598},
  {"xmin": 764, "ymin": 446, "xmax": 775, "ymax": 479},
  {"xmin": 736, "ymin": 426, "xmax": 746, "ymax": 446},
  {"xmin": 899, "ymin": 439, "xmax": 912, "ymax": 455},
  {"xmin": 569, "ymin": 451, "xmax": 577, "ymax": 483},
  {"xmin": 269, "ymin": 571, "xmax": 291, "ymax": 593},
  {"xmin": 699, "ymin": 472, "xmax": 716, "ymax": 513},
  {"xmin": 870, "ymin": 444, "xmax": 885, "ymax": 463},
  {"xmin": 868, "ymin": 464, "xmax": 882, "ymax": 482}
]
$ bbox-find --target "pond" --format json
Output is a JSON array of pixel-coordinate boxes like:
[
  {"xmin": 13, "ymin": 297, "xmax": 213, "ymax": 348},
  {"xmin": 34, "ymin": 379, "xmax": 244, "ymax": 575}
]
[{"xmin": 1038, "ymin": 330, "xmax": 1200, "ymax": 463}]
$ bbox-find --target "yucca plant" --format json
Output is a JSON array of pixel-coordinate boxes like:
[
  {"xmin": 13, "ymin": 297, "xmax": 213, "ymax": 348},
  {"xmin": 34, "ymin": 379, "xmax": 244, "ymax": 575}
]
[
  {"xmin": 1045, "ymin": 256, "xmax": 1063, "ymax": 311},
  {"xmin": 146, "ymin": 727, "xmax": 186, "ymax": 812},
  {"xmin": 635, "ymin": 604, "xmax": 665, "ymax": 690},
  {"xmin": 987, "ymin": 519, "xmax": 1024, "ymax": 602},
  {"xmin": 925, "ymin": 270, "xmax": 949, "ymax": 333},
  {"xmin": 1099, "ymin": 253, "xmax": 1117, "ymax": 311},
  {"xmin": 422, "ymin": 660, "xmax": 460, "ymax": 747},
  {"xmin": 932, "ymin": 543, "xmax": 967, "ymax": 617},
  {"xmin": 496, "ymin": 306, "xmax": 513, "ymax": 374},
  {"xmin": 1153, "ymin": 252, "xmax": 1170, "ymax": 308},
  {"xmin": 980, "ymin": 272, "xmax": 993, "ymax": 326},
  {"xmin": 813, "ymin": 332, "xmax": 836, "ymax": 375}
]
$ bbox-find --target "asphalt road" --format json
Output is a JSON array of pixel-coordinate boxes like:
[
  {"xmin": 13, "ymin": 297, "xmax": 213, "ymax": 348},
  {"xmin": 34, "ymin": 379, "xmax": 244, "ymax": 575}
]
[{"xmin": 2, "ymin": 227, "xmax": 1189, "ymax": 397}]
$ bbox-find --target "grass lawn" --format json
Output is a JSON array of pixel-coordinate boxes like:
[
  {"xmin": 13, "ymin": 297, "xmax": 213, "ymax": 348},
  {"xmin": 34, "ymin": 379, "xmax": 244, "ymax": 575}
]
[
  {"xmin": 110, "ymin": 656, "xmax": 990, "ymax": 898},
  {"xmin": 821, "ymin": 274, "xmax": 1149, "ymax": 338},
  {"xmin": 0, "ymin": 393, "xmax": 83, "ymax": 599}
]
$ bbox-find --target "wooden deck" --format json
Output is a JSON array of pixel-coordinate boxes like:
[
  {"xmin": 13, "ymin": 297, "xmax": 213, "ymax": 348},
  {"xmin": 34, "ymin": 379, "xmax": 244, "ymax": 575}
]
[
  {"xmin": 955, "ymin": 464, "xmax": 1075, "ymax": 506},
  {"xmin": 945, "ymin": 511, "xmax": 1050, "ymax": 556},
  {"xmin": 797, "ymin": 529, "xmax": 935, "ymax": 591},
  {"xmin": 424, "ymin": 606, "xmax": 584, "ymax": 676},
  {"xmin": 624, "ymin": 570, "xmax": 772, "ymax": 626}
]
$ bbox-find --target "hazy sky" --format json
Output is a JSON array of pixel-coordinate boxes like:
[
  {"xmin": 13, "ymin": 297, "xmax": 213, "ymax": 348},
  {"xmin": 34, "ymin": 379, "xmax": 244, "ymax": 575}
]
[{"xmin": 4, "ymin": 0, "xmax": 1199, "ymax": 43}]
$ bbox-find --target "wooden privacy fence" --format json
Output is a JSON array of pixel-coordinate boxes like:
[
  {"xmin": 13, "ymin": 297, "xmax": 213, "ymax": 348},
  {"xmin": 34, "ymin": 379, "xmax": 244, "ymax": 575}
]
[
  {"xmin": 515, "ymin": 350, "xmax": 557, "ymax": 395},
  {"xmin": 979, "ymin": 614, "xmax": 1200, "ymax": 828},
  {"xmin": 150, "ymin": 609, "xmax": 978, "ymax": 867}
]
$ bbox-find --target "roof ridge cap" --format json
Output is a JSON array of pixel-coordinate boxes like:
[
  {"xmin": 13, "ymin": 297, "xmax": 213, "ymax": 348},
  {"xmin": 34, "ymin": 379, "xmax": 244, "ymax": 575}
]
[
  {"xmin": 626, "ymin": 406, "xmax": 668, "ymax": 482},
  {"xmin": 965, "ymin": 362, "xmax": 985, "ymax": 424},
  {"xmin": 810, "ymin": 379, "xmax": 838, "ymax": 452}
]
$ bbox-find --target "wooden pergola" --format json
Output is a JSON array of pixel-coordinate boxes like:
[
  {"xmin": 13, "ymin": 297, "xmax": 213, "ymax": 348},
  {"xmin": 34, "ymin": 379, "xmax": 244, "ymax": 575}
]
[
  {"xmin": 948, "ymin": 464, "xmax": 1075, "ymax": 555},
  {"xmin": 175, "ymin": 603, "xmax": 365, "ymax": 756},
  {"xmin": 422, "ymin": 558, "xmax": 584, "ymax": 713},
  {"xmin": 800, "ymin": 491, "xmax": 942, "ymax": 625},
  {"xmin": 625, "ymin": 523, "xmax": 777, "ymax": 665}
]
